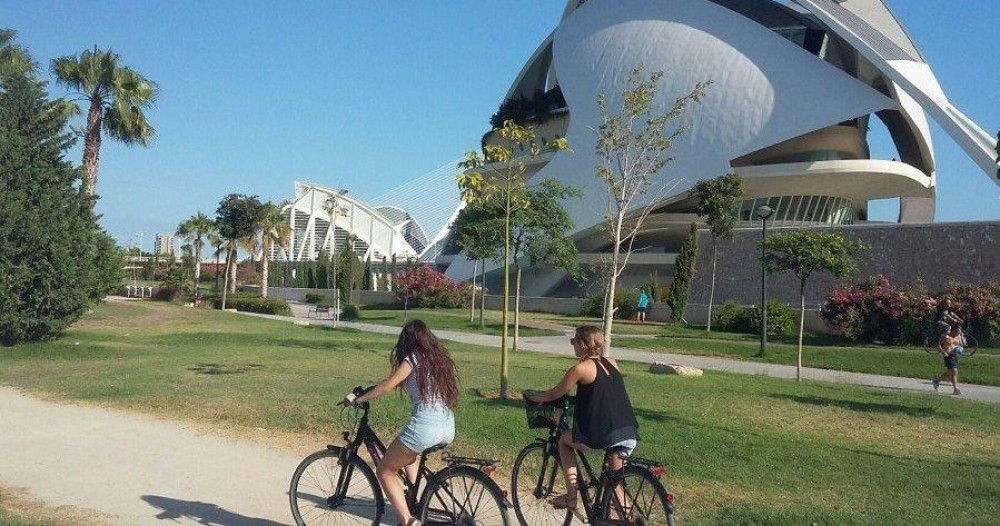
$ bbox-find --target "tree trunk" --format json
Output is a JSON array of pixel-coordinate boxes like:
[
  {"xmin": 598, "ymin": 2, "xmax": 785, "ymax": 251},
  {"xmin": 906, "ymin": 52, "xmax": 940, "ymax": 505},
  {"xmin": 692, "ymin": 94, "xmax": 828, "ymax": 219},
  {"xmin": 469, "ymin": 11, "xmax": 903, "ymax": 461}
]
[
  {"xmin": 228, "ymin": 248, "xmax": 237, "ymax": 294},
  {"xmin": 193, "ymin": 239, "xmax": 202, "ymax": 294},
  {"xmin": 514, "ymin": 266, "xmax": 522, "ymax": 353},
  {"xmin": 81, "ymin": 98, "xmax": 102, "ymax": 196},
  {"xmin": 221, "ymin": 246, "xmax": 234, "ymax": 310},
  {"xmin": 798, "ymin": 283, "xmax": 806, "ymax": 382},
  {"xmin": 261, "ymin": 241, "xmax": 270, "ymax": 298},
  {"xmin": 469, "ymin": 259, "xmax": 477, "ymax": 323},
  {"xmin": 707, "ymin": 239, "xmax": 718, "ymax": 332},
  {"xmin": 602, "ymin": 212, "xmax": 625, "ymax": 355},
  {"xmin": 500, "ymin": 214, "xmax": 511, "ymax": 400},
  {"xmin": 479, "ymin": 259, "xmax": 486, "ymax": 329},
  {"xmin": 215, "ymin": 251, "xmax": 221, "ymax": 292}
]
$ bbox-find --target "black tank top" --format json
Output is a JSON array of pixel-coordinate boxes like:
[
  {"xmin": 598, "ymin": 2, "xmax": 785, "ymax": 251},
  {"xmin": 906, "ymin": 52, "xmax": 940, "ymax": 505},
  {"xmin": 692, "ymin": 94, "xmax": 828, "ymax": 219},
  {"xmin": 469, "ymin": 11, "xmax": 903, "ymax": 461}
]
[{"xmin": 574, "ymin": 357, "xmax": 639, "ymax": 448}]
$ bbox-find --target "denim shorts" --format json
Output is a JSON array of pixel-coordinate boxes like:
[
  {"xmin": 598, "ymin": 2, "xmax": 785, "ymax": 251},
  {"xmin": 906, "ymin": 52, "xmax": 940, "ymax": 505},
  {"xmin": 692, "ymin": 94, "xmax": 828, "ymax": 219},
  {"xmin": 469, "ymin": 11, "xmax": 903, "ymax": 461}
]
[{"xmin": 398, "ymin": 403, "xmax": 455, "ymax": 453}]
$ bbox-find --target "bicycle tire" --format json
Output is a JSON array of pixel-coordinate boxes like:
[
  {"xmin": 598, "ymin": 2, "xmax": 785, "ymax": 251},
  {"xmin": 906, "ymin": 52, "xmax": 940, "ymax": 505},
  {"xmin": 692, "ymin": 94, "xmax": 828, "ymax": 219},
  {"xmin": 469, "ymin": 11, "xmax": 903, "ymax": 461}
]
[
  {"xmin": 511, "ymin": 442, "xmax": 572, "ymax": 526},
  {"xmin": 599, "ymin": 465, "xmax": 675, "ymax": 526},
  {"xmin": 420, "ymin": 464, "xmax": 511, "ymax": 526},
  {"xmin": 963, "ymin": 334, "xmax": 978, "ymax": 357},
  {"xmin": 289, "ymin": 447, "xmax": 383, "ymax": 526}
]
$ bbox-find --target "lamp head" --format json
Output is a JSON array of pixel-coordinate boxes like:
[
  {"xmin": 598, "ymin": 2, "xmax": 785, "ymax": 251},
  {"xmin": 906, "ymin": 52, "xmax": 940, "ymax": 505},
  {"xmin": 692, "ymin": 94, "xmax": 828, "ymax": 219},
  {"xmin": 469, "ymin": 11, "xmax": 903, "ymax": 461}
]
[{"xmin": 755, "ymin": 205, "xmax": 774, "ymax": 220}]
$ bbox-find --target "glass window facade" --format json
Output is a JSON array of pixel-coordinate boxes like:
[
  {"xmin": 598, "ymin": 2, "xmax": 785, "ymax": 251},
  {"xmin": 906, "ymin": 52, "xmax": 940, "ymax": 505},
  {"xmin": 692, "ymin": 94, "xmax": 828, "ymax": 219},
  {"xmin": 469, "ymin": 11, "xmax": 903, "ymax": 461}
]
[{"xmin": 736, "ymin": 196, "xmax": 855, "ymax": 226}]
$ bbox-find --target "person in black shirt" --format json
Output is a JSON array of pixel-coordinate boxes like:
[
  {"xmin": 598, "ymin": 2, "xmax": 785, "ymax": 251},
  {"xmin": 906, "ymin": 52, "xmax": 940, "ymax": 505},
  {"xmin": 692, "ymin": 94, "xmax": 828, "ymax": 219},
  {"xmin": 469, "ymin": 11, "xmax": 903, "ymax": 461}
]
[{"xmin": 526, "ymin": 325, "xmax": 639, "ymax": 510}]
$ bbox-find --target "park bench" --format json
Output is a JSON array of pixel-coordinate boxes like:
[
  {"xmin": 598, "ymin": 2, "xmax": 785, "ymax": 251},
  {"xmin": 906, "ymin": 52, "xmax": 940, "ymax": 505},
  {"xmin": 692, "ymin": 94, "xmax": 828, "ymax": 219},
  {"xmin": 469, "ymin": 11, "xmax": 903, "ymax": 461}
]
[{"xmin": 308, "ymin": 305, "xmax": 333, "ymax": 319}]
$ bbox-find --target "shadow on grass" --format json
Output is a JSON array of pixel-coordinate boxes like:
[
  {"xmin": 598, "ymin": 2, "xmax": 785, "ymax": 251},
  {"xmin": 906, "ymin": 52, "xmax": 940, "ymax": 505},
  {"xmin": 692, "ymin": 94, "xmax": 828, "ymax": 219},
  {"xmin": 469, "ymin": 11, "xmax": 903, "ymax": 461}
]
[
  {"xmin": 768, "ymin": 393, "xmax": 938, "ymax": 418},
  {"xmin": 844, "ymin": 446, "xmax": 1000, "ymax": 471},
  {"xmin": 141, "ymin": 495, "xmax": 284, "ymax": 525},
  {"xmin": 187, "ymin": 363, "xmax": 262, "ymax": 375}
]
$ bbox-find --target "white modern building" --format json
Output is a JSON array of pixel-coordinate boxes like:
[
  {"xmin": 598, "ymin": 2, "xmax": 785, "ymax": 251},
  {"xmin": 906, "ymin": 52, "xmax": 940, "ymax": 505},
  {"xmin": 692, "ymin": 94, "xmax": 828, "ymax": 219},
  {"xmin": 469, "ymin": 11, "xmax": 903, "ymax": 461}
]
[
  {"xmin": 435, "ymin": 0, "xmax": 999, "ymax": 297},
  {"xmin": 275, "ymin": 181, "xmax": 429, "ymax": 262},
  {"xmin": 153, "ymin": 233, "xmax": 173, "ymax": 257}
]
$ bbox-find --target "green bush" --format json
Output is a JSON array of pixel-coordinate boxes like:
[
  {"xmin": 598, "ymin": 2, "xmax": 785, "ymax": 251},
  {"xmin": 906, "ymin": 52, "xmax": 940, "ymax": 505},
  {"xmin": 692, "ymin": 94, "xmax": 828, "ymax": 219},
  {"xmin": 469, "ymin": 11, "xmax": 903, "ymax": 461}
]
[
  {"xmin": 304, "ymin": 293, "xmax": 325, "ymax": 304},
  {"xmin": 712, "ymin": 300, "xmax": 746, "ymax": 332},
  {"xmin": 712, "ymin": 299, "xmax": 794, "ymax": 337},
  {"xmin": 580, "ymin": 288, "xmax": 640, "ymax": 320},
  {"xmin": 210, "ymin": 295, "xmax": 291, "ymax": 316},
  {"xmin": 341, "ymin": 304, "xmax": 360, "ymax": 321}
]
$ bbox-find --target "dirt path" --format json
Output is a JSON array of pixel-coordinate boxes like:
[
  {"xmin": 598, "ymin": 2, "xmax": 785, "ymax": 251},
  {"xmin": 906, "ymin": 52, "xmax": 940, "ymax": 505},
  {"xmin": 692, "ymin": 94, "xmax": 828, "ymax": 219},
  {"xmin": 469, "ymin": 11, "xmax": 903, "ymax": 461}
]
[{"xmin": 0, "ymin": 386, "xmax": 303, "ymax": 525}]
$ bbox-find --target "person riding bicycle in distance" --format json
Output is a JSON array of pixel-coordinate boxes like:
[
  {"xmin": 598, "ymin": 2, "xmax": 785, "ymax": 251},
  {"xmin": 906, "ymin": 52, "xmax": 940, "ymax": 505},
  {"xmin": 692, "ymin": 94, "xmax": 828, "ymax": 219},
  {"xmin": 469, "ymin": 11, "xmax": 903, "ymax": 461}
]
[
  {"xmin": 526, "ymin": 325, "xmax": 639, "ymax": 510},
  {"xmin": 347, "ymin": 320, "xmax": 459, "ymax": 526}
]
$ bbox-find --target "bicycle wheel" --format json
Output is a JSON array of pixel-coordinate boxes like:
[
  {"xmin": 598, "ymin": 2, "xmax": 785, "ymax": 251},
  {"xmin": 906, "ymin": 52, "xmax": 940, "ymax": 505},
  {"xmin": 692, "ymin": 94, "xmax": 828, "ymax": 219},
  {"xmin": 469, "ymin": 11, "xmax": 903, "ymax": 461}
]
[
  {"xmin": 599, "ymin": 465, "xmax": 674, "ymax": 526},
  {"xmin": 511, "ymin": 442, "xmax": 572, "ymax": 526},
  {"xmin": 420, "ymin": 464, "xmax": 510, "ymax": 526},
  {"xmin": 963, "ymin": 334, "xmax": 978, "ymax": 357},
  {"xmin": 289, "ymin": 447, "xmax": 383, "ymax": 526}
]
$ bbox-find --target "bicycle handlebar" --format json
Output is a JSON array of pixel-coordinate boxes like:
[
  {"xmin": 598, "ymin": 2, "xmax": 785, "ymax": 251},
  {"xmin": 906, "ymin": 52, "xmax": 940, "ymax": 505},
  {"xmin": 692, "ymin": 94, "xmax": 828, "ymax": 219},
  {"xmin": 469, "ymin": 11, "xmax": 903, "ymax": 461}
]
[{"xmin": 337, "ymin": 385, "xmax": 377, "ymax": 408}]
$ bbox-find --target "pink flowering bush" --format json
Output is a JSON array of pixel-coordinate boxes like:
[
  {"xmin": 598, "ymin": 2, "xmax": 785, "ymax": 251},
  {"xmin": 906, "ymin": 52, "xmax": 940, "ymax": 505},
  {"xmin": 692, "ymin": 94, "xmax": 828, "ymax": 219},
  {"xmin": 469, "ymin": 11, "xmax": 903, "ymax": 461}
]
[
  {"xmin": 822, "ymin": 276, "xmax": 1000, "ymax": 345},
  {"xmin": 393, "ymin": 265, "xmax": 469, "ymax": 309}
]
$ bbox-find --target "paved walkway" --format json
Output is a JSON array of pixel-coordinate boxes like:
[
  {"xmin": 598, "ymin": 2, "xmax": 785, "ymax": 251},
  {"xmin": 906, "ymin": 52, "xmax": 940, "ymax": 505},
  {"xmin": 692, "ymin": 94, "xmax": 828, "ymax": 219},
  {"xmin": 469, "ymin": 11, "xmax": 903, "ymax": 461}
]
[{"xmin": 262, "ymin": 304, "xmax": 1000, "ymax": 404}]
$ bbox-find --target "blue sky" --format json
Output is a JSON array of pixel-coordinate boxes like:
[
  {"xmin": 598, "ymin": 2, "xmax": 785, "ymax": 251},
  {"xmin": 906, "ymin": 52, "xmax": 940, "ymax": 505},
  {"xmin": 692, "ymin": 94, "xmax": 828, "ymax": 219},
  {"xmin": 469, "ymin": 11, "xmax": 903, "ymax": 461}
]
[{"xmin": 3, "ymin": 0, "xmax": 998, "ymax": 249}]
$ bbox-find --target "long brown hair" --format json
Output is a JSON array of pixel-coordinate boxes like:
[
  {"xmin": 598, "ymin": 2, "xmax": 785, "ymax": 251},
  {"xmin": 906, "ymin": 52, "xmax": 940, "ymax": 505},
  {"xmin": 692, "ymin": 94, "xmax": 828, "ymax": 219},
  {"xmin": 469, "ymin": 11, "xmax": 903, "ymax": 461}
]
[{"xmin": 392, "ymin": 320, "xmax": 459, "ymax": 409}]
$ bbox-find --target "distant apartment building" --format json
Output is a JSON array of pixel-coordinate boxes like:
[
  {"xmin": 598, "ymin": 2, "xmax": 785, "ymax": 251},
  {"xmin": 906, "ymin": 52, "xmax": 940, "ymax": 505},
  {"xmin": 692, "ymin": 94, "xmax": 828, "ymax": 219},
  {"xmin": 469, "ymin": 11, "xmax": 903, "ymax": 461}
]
[{"xmin": 154, "ymin": 233, "xmax": 173, "ymax": 257}]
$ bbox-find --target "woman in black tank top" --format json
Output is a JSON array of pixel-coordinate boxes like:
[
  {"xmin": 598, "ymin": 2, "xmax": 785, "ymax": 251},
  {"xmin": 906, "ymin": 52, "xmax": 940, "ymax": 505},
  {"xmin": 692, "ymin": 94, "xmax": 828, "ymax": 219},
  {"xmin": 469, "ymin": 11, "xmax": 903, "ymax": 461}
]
[{"xmin": 526, "ymin": 326, "xmax": 639, "ymax": 509}]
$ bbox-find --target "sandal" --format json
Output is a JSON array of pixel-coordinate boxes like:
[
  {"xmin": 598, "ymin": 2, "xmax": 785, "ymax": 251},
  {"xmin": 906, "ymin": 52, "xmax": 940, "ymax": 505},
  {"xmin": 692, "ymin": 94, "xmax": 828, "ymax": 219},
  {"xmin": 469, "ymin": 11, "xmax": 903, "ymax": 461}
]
[
  {"xmin": 548, "ymin": 494, "xmax": 579, "ymax": 509},
  {"xmin": 399, "ymin": 518, "xmax": 420, "ymax": 526}
]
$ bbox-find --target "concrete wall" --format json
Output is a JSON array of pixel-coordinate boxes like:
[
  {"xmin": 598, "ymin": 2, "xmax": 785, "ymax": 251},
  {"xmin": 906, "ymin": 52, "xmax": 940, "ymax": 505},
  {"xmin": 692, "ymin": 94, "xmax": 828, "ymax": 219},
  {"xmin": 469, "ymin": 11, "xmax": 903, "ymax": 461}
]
[{"xmin": 688, "ymin": 221, "xmax": 1000, "ymax": 310}]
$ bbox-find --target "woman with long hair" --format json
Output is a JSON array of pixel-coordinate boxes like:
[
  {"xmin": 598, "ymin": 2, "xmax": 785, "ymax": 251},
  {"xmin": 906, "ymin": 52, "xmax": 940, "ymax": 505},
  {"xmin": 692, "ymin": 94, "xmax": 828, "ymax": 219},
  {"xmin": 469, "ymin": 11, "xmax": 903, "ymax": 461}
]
[{"xmin": 349, "ymin": 319, "xmax": 459, "ymax": 526}]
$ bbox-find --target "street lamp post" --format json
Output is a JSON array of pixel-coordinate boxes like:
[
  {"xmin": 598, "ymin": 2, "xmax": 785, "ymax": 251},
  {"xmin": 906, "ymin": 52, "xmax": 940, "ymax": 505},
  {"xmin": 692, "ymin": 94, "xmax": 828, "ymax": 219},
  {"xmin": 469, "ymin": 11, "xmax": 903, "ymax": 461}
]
[{"xmin": 755, "ymin": 205, "xmax": 775, "ymax": 356}]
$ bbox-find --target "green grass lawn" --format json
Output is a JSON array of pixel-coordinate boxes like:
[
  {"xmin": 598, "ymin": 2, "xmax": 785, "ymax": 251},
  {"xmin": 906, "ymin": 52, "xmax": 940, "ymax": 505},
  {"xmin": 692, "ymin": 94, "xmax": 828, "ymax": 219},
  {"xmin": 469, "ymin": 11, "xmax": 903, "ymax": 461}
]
[
  {"xmin": 357, "ymin": 307, "xmax": 562, "ymax": 337},
  {"xmin": 1, "ymin": 302, "xmax": 998, "ymax": 524},
  {"xmin": 615, "ymin": 324, "xmax": 1000, "ymax": 387}
]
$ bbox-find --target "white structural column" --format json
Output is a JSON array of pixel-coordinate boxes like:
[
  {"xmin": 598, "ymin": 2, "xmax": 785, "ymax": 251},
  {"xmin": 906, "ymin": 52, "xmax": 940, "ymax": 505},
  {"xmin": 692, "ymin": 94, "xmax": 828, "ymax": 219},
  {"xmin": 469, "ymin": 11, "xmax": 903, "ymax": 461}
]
[{"xmin": 794, "ymin": 0, "xmax": 1000, "ymax": 186}]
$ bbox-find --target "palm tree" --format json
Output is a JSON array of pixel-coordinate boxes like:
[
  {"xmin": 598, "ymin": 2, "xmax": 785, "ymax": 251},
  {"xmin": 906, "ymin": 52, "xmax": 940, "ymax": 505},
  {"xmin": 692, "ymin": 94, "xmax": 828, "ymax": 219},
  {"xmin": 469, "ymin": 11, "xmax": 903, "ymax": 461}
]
[
  {"xmin": 238, "ymin": 233, "xmax": 261, "ymax": 294},
  {"xmin": 176, "ymin": 212, "xmax": 214, "ymax": 295},
  {"xmin": 208, "ymin": 232, "xmax": 224, "ymax": 292},
  {"xmin": 259, "ymin": 203, "xmax": 291, "ymax": 298},
  {"xmin": 50, "ymin": 46, "xmax": 158, "ymax": 196}
]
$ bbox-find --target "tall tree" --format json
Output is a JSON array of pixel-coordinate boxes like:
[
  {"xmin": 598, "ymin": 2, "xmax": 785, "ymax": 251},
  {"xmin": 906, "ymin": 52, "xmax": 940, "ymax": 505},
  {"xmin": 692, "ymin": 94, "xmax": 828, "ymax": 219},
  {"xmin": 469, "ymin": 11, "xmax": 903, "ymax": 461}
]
[
  {"xmin": 594, "ymin": 66, "xmax": 710, "ymax": 351},
  {"xmin": 175, "ymin": 211, "xmax": 214, "ymax": 296},
  {"xmin": 323, "ymin": 194, "xmax": 347, "ymax": 303},
  {"xmin": 451, "ymin": 201, "xmax": 503, "ymax": 327},
  {"xmin": 215, "ymin": 194, "xmax": 265, "ymax": 309},
  {"xmin": 50, "ymin": 47, "xmax": 157, "ymax": 196},
  {"xmin": 457, "ymin": 120, "xmax": 569, "ymax": 399},
  {"xmin": 666, "ymin": 223, "xmax": 698, "ymax": 323},
  {"xmin": 259, "ymin": 203, "xmax": 291, "ymax": 298},
  {"xmin": 1, "ymin": 36, "xmax": 122, "ymax": 345},
  {"xmin": 511, "ymin": 179, "xmax": 580, "ymax": 353},
  {"xmin": 0, "ymin": 29, "xmax": 34, "ymax": 76},
  {"xmin": 761, "ymin": 231, "xmax": 867, "ymax": 381},
  {"xmin": 693, "ymin": 172, "xmax": 744, "ymax": 331}
]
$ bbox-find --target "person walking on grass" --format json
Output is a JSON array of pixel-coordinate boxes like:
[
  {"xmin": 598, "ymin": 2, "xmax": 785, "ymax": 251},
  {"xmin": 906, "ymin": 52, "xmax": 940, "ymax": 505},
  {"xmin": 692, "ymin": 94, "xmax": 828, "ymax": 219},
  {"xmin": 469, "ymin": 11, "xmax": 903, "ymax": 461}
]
[
  {"xmin": 526, "ymin": 326, "xmax": 639, "ymax": 510},
  {"xmin": 345, "ymin": 320, "xmax": 459, "ymax": 526},
  {"xmin": 636, "ymin": 289, "xmax": 650, "ymax": 323},
  {"xmin": 932, "ymin": 324, "xmax": 965, "ymax": 396}
]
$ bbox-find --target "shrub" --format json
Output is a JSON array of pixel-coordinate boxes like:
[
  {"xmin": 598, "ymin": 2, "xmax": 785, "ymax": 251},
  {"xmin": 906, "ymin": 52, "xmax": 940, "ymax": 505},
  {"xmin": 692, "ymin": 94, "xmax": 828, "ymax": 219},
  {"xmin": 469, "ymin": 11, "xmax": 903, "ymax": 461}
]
[
  {"xmin": 712, "ymin": 299, "xmax": 794, "ymax": 337},
  {"xmin": 712, "ymin": 300, "xmax": 745, "ymax": 332},
  {"xmin": 211, "ymin": 296, "xmax": 291, "ymax": 316},
  {"xmin": 341, "ymin": 304, "xmax": 360, "ymax": 321},
  {"xmin": 304, "ymin": 293, "xmax": 325, "ymax": 304},
  {"xmin": 822, "ymin": 276, "xmax": 1000, "ymax": 345},
  {"xmin": 394, "ymin": 265, "xmax": 468, "ymax": 309},
  {"xmin": 580, "ymin": 288, "xmax": 640, "ymax": 320}
]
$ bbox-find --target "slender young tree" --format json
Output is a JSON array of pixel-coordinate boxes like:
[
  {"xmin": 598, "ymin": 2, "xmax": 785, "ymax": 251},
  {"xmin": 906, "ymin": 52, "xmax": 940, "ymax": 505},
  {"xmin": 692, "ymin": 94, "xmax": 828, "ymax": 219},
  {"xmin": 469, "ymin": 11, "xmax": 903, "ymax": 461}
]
[
  {"xmin": 457, "ymin": 120, "xmax": 569, "ymax": 399},
  {"xmin": 594, "ymin": 66, "xmax": 710, "ymax": 351},
  {"xmin": 761, "ymin": 231, "xmax": 867, "ymax": 381},
  {"xmin": 175, "ymin": 211, "xmax": 214, "ymax": 295},
  {"xmin": 666, "ymin": 223, "xmax": 698, "ymax": 323},
  {"xmin": 693, "ymin": 172, "xmax": 744, "ymax": 331},
  {"xmin": 259, "ymin": 203, "xmax": 291, "ymax": 298},
  {"xmin": 322, "ymin": 195, "xmax": 347, "ymax": 297},
  {"xmin": 451, "ymin": 201, "xmax": 503, "ymax": 326},
  {"xmin": 50, "ymin": 47, "xmax": 157, "ymax": 196}
]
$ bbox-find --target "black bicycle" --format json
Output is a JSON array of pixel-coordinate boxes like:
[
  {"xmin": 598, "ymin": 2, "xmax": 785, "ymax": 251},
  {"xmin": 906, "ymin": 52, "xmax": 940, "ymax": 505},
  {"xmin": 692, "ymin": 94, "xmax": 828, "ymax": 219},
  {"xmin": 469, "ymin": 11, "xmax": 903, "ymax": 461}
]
[
  {"xmin": 510, "ymin": 394, "xmax": 675, "ymax": 526},
  {"xmin": 290, "ymin": 385, "xmax": 512, "ymax": 525},
  {"xmin": 924, "ymin": 324, "xmax": 979, "ymax": 357}
]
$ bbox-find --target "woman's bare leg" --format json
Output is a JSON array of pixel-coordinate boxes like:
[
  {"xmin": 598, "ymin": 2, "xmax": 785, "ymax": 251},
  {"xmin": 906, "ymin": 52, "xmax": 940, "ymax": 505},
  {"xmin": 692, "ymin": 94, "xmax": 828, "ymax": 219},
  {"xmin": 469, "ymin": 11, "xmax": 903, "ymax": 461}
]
[
  {"xmin": 554, "ymin": 430, "xmax": 585, "ymax": 505},
  {"xmin": 377, "ymin": 438, "xmax": 419, "ymax": 524}
]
